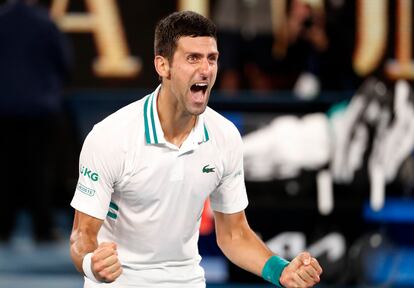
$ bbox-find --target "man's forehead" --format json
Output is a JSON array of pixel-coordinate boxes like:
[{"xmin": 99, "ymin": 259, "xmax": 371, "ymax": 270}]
[{"xmin": 176, "ymin": 36, "xmax": 218, "ymax": 52}]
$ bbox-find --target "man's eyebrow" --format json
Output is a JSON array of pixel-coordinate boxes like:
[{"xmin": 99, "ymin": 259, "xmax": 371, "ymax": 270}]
[
  {"xmin": 186, "ymin": 52, "xmax": 203, "ymax": 56},
  {"xmin": 185, "ymin": 52, "xmax": 219, "ymax": 58}
]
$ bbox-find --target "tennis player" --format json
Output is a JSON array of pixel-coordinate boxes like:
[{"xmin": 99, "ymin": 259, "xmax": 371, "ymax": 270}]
[{"xmin": 69, "ymin": 10, "xmax": 322, "ymax": 288}]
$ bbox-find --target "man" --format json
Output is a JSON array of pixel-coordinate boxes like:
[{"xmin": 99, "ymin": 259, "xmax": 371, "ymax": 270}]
[
  {"xmin": 70, "ymin": 11, "xmax": 322, "ymax": 287},
  {"xmin": 0, "ymin": 0, "xmax": 71, "ymax": 243}
]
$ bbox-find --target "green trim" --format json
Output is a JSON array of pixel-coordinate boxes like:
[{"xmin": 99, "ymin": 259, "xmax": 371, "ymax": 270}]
[
  {"xmin": 107, "ymin": 211, "xmax": 118, "ymax": 219},
  {"xmin": 144, "ymin": 96, "xmax": 151, "ymax": 143},
  {"xmin": 203, "ymin": 124, "xmax": 209, "ymax": 141},
  {"xmin": 262, "ymin": 256, "xmax": 290, "ymax": 288},
  {"xmin": 150, "ymin": 94, "xmax": 158, "ymax": 144},
  {"xmin": 109, "ymin": 201, "xmax": 119, "ymax": 211}
]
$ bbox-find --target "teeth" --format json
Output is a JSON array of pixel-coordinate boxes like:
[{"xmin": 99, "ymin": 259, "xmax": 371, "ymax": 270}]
[{"xmin": 195, "ymin": 83, "xmax": 208, "ymax": 87}]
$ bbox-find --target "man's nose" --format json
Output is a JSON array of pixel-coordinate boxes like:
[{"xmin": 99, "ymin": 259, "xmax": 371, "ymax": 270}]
[{"xmin": 198, "ymin": 58, "xmax": 212, "ymax": 75}]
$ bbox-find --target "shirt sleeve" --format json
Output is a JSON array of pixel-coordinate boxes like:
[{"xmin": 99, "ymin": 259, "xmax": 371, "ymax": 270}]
[
  {"xmin": 210, "ymin": 129, "xmax": 248, "ymax": 214},
  {"xmin": 70, "ymin": 125, "xmax": 123, "ymax": 220}
]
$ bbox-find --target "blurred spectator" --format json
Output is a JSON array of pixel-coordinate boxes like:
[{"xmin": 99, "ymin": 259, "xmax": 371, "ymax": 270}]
[
  {"xmin": 213, "ymin": 0, "xmax": 359, "ymax": 96},
  {"xmin": 212, "ymin": 0, "xmax": 276, "ymax": 92},
  {"xmin": 0, "ymin": 0, "xmax": 72, "ymax": 243},
  {"xmin": 319, "ymin": 0, "xmax": 358, "ymax": 91},
  {"xmin": 287, "ymin": 0, "xmax": 328, "ymax": 99},
  {"xmin": 212, "ymin": 0, "xmax": 328, "ymax": 93},
  {"xmin": 279, "ymin": 0, "xmax": 359, "ymax": 95}
]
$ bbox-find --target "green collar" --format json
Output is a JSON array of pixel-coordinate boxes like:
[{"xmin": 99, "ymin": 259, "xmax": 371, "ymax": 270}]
[{"xmin": 143, "ymin": 85, "xmax": 210, "ymax": 145}]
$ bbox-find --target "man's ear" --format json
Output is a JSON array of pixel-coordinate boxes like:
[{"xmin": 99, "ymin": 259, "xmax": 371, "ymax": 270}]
[{"xmin": 154, "ymin": 55, "xmax": 170, "ymax": 79}]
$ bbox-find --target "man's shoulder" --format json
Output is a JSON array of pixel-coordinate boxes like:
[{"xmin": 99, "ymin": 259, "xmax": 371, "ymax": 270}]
[
  {"xmin": 88, "ymin": 96, "xmax": 148, "ymax": 144},
  {"xmin": 97, "ymin": 97, "xmax": 146, "ymax": 129},
  {"xmin": 204, "ymin": 107, "xmax": 241, "ymax": 140},
  {"xmin": 83, "ymin": 97, "xmax": 147, "ymax": 153}
]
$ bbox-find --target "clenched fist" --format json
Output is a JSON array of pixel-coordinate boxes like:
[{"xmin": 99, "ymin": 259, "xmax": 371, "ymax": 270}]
[
  {"xmin": 280, "ymin": 252, "xmax": 322, "ymax": 288},
  {"xmin": 90, "ymin": 242, "xmax": 123, "ymax": 283}
]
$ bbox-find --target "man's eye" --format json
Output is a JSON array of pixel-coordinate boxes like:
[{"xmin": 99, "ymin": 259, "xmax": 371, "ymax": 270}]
[
  {"xmin": 188, "ymin": 55, "xmax": 198, "ymax": 62},
  {"xmin": 208, "ymin": 57, "xmax": 218, "ymax": 63}
]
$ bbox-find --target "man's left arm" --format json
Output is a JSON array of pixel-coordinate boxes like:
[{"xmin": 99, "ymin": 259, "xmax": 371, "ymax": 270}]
[
  {"xmin": 214, "ymin": 210, "xmax": 323, "ymax": 287},
  {"xmin": 214, "ymin": 210, "xmax": 272, "ymax": 275}
]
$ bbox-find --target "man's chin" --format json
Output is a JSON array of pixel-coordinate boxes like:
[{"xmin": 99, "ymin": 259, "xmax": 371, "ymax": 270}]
[{"xmin": 188, "ymin": 104, "xmax": 207, "ymax": 116}]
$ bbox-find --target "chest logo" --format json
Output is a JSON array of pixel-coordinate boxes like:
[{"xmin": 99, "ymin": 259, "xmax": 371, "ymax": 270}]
[{"xmin": 202, "ymin": 164, "xmax": 215, "ymax": 173}]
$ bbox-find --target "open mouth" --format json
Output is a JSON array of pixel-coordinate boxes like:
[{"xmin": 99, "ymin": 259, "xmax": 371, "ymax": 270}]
[{"xmin": 190, "ymin": 83, "xmax": 208, "ymax": 95}]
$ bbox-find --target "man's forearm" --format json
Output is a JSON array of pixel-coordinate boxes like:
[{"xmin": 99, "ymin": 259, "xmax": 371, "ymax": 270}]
[
  {"xmin": 70, "ymin": 211, "xmax": 103, "ymax": 274},
  {"xmin": 214, "ymin": 211, "xmax": 322, "ymax": 287},
  {"xmin": 70, "ymin": 229, "xmax": 98, "ymax": 274},
  {"xmin": 217, "ymin": 226, "xmax": 274, "ymax": 277}
]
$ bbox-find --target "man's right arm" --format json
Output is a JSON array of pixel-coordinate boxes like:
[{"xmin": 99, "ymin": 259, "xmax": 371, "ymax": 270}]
[{"xmin": 70, "ymin": 210, "xmax": 122, "ymax": 282}]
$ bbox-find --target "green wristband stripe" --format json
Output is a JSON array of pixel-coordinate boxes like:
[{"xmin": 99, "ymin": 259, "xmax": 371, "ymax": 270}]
[{"xmin": 262, "ymin": 255, "xmax": 290, "ymax": 288}]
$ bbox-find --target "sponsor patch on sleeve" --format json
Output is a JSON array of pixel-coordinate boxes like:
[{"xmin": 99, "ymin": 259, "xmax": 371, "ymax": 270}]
[
  {"xmin": 77, "ymin": 183, "xmax": 96, "ymax": 196},
  {"xmin": 80, "ymin": 165, "xmax": 100, "ymax": 182}
]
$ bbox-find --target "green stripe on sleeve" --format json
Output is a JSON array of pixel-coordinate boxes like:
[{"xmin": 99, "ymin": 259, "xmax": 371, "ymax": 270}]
[
  {"xmin": 107, "ymin": 211, "xmax": 118, "ymax": 219},
  {"xmin": 109, "ymin": 201, "xmax": 119, "ymax": 211}
]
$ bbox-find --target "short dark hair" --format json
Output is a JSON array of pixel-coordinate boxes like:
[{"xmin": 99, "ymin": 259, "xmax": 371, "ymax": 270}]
[{"xmin": 154, "ymin": 11, "xmax": 217, "ymax": 61}]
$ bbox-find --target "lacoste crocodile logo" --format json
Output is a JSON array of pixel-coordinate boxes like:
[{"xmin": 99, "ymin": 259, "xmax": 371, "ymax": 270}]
[{"xmin": 202, "ymin": 164, "xmax": 215, "ymax": 173}]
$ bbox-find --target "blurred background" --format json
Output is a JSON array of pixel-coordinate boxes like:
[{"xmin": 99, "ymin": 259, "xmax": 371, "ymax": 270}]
[{"xmin": 0, "ymin": 0, "xmax": 414, "ymax": 287}]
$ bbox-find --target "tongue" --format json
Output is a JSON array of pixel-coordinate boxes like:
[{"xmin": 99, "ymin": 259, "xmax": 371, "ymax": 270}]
[
  {"xmin": 191, "ymin": 89, "xmax": 204, "ymax": 103},
  {"xmin": 191, "ymin": 85, "xmax": 205, "ymax": 103}
]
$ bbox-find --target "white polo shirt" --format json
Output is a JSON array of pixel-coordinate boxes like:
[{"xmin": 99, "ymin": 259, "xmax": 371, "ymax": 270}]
[{"xmin": 71, "ymin": 85, "xmax": 248, "ymax": 287}]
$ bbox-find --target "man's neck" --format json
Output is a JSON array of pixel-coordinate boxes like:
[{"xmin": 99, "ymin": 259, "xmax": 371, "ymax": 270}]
[{"xmin": 157, "ymin": 85, "xmax": 197, "ymax": 148}]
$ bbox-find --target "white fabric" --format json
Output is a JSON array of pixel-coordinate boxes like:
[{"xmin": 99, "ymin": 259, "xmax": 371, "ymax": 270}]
[
  {"xmin": 71, "ymin": 85, "xmax": 248, "ymax": 287},
  {"xmin": 82, "ymin": 253, "xmax": 100, "ymax": 283}
]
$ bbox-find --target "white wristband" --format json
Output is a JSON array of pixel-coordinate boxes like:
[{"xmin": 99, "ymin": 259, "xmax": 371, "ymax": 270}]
[{"xmin": 82, "ymin": 253, "xmax": 100, "ymax": 283}]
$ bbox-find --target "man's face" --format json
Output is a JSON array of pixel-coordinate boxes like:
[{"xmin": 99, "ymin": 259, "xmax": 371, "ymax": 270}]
[{"xmin": 168, "ymin": 36, "xmax": 219, "ymax": 116}]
